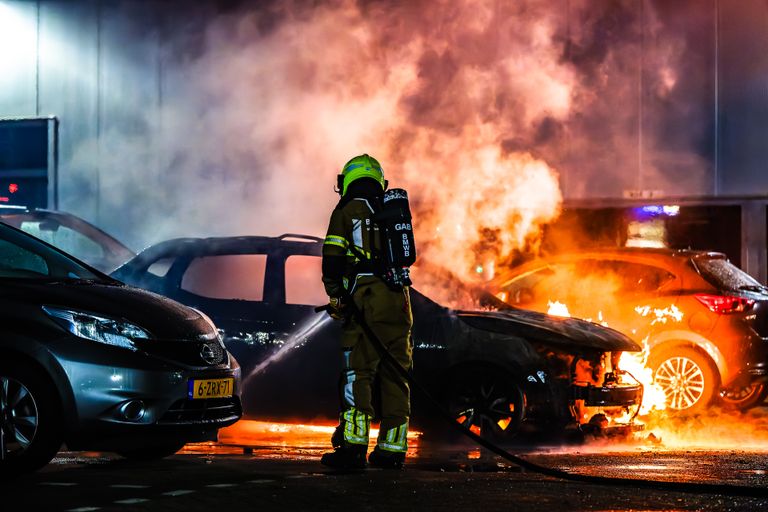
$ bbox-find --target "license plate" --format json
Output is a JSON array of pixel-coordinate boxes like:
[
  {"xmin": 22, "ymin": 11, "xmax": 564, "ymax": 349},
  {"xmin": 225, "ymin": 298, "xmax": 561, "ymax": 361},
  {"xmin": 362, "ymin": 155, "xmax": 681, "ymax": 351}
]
[{"xmin": 188, "ymin": 378, "xmax": 234, "ymax": 399}]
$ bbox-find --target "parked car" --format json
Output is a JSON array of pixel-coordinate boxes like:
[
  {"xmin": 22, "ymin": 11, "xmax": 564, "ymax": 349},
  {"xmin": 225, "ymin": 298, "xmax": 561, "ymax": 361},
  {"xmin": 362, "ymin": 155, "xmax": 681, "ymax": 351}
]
[
  {"xmin": 0, "ymin": 205, "xmax": 135, "ymax": 273},
  {"xmin": 0, "ymin": 223, "xmax": 241, "ymax": 474},
  {"xmin": 113, "ymin": 234, "xmax": 644, "ymax": 441},
  {"xmin": 489, "ymin": 248, "xmax": 768, "ymax": 412}
]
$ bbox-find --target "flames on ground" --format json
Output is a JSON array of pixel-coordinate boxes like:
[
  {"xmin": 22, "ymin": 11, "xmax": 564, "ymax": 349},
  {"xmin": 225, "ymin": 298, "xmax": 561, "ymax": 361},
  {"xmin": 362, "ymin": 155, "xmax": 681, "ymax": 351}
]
[{"xmin": 210, "ymin": 420, "xmax": 421, "ymax": 459}]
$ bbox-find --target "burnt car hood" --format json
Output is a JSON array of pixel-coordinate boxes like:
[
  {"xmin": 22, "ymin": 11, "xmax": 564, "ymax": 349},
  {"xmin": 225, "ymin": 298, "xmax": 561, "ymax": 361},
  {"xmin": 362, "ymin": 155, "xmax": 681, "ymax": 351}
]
[
  {"xmin": 4, "ymin": 279, "xmax": 216, "ymax": 341},
  {"xmin": 456, "ymin": 308, "xmax": 641, "ymax": 353}
]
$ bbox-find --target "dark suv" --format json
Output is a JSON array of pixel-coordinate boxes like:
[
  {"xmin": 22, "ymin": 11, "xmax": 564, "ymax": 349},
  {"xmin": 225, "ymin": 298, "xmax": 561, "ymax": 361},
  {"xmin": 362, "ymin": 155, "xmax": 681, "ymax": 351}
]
[
  {"xmin": 113, "ymin": 234, "xmax": 644, "ymax": 441},
  {"xmin": 490, "ymin": 248, "xmax": 768, "ymax": 412}
]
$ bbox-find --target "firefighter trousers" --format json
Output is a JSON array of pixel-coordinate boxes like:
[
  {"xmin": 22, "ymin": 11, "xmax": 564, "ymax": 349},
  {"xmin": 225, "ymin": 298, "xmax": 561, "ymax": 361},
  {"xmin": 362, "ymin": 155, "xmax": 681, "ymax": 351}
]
[{"xmin": 339, "ymin": 278, "xmax": 413, "ymax": 453}]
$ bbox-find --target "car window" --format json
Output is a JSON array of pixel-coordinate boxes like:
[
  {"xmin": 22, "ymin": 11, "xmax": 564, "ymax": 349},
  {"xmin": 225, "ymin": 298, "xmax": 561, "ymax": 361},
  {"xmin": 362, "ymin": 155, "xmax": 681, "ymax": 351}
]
[
  {"xmin": 19, "ymin": 220, "xmax": 105, "ymax": 262},
  {"xmin": 181, "ymin": 254, "xmax": 267, "ymax": 301},
  {"xmin": 499, "ymin": 264, "xmax": 576, "ymax": 304},
  {"xmin": 694, "ymin": 257, "xmax": 763, "ymax": 292},
  {"xmin": 0, "ymin": 223, "xmax": 100, "ymax": 280},
  {"xmin": 147, "ymin": 257, "xmax": 175, "ymax": 277},
  {"xmin": 576, "ymin": 260, "xmax": 674, "ymax": 295},
  {"xmin": 285, "ymin": 255, "xmax": 326, "ymax": 305},
  {"xmin": 500, "ymin": 259, "xmax": 673, "ymax": 306},
  {"xmin": 0, "ymin": 239, "xmax": 49, "ymax": 276}
]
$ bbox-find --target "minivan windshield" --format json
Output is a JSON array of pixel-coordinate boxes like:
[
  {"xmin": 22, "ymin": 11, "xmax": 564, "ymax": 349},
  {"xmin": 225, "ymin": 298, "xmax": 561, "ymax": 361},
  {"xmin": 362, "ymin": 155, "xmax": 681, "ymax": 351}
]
[
  {"xmin": 0, "ymin": 211, "xmax": 135, "ymax": 273},
  {"xmin": 0, "ymin": 223, "xmax": 102, "ymax": 281}
]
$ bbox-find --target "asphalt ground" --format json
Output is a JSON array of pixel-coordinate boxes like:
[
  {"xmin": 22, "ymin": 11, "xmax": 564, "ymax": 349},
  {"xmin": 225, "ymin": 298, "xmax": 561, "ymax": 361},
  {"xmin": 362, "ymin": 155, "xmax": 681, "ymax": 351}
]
[{"xmin": 4, "ymin": 419, "xmax": 768, "ymax": 512}]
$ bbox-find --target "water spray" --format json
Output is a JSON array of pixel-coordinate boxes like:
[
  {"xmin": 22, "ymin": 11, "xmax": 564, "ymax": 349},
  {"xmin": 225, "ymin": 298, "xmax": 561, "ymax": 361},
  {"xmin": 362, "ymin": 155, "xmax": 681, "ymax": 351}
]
[{"xmin": 243, "ymin": 314, "xmax": 331, "ymax": 385}]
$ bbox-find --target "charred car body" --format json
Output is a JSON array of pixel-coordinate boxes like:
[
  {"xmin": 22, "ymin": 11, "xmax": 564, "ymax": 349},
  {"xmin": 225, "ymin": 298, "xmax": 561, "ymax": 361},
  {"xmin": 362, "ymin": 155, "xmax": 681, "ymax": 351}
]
[
  {"xmin": 0, "ymin": 223, "xmax": 241, "ymax": 473},
  {"xmin": 113, "ymin": 234, "xmax": 643, "ymax": 440},
  {"xmin": 490, "ymin": 249, "xmax": 768, "ymax": 412}
]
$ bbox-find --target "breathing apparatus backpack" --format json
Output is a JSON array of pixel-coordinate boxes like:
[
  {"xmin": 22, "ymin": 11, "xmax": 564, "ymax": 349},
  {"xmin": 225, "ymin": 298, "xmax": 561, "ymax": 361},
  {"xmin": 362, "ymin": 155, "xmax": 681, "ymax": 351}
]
[{"xmin": 373, "ymin": 188, "xmax": 417, "ymax": 290}]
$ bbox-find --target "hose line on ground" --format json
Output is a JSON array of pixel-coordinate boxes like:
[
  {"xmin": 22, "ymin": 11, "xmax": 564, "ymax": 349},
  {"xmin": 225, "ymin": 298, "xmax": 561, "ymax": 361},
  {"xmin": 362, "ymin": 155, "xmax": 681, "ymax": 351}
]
[{"xmin": 316, "ymin": 303, "xmax": 768, "ymax": 499}]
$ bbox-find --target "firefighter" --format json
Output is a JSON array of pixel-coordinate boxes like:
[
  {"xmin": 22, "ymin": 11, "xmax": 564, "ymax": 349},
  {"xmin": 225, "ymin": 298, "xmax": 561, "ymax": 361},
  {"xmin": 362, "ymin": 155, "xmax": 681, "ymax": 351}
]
[{"xmin": 320, "ymin": 154, "xmax": 414, "ymax": 470}]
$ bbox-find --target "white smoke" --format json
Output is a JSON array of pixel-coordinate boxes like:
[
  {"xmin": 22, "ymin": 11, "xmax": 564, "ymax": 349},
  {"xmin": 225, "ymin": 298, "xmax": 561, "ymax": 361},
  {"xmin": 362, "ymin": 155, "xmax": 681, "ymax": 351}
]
[{"xmin": 66, "ymin": 0, "xmax": 693, "ymax": 281}]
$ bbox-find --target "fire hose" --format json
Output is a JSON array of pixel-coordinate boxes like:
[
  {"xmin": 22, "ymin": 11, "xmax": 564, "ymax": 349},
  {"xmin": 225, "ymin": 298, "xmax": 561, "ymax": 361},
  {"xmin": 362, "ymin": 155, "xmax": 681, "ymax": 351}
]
[{"xmin": 315, "ymin": 302, "xmax": 768, "ymax": 498}]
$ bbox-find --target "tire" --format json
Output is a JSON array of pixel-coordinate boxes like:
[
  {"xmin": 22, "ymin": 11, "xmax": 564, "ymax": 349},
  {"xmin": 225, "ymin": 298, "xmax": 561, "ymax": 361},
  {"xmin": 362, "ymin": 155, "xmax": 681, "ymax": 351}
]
[
  {"xmin": 648, "ymin": 346, "xmax": 719, "ymax": 414},
  {"xmin": 116, "ymin": 441, "xmax": 187, "ymax": 461},
  {"xmin": 439, "ymin": 366, "xmax": 525, "ymax": 443},
  {"xmin": 0, "ymin": 361, "xmax": 63, "ymax": 475},
  {"xmin": 720, "ymin": 383, "xmax": 768, "ymax": 410}
]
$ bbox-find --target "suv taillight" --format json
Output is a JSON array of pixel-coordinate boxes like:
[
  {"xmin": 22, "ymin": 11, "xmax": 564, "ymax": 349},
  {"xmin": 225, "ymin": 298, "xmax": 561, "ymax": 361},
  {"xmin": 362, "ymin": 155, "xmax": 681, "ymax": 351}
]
[{"xmin": 695, "ymin": 294, "xmax": 755, "ymax": 314}]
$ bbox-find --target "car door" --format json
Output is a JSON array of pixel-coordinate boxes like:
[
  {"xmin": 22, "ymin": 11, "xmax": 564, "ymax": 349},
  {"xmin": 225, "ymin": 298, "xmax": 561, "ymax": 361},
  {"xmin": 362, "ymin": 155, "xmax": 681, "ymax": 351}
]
[
  {"xmin": 588, "ymin": 259, "xmax": 678, "ymax": 342},
  {"xmin": 242, "ymin": 250, "xmax": 343, "ymax": 420},
  {"xmin": 168, "ymin": 244, "xmax": 342, "ymax": 421}
]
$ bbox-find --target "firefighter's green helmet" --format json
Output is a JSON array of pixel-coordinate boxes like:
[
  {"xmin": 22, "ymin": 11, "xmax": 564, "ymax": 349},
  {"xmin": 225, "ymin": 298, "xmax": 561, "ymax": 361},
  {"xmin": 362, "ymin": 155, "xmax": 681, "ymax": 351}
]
[{"xmin": 338, "ymin": 154, "xmax": 386, "ymax": 196}]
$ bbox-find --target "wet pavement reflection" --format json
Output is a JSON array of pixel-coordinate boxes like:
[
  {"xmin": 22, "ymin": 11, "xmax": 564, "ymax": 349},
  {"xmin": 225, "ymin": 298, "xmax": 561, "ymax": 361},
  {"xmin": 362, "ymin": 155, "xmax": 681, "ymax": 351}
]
[
  {"xmin": 23, "ymin": 417, "xmax": 768, "ymax": 511},
  {"xmin": 174, "ymin": 419, "xmax": 768, "ymax": 487}
]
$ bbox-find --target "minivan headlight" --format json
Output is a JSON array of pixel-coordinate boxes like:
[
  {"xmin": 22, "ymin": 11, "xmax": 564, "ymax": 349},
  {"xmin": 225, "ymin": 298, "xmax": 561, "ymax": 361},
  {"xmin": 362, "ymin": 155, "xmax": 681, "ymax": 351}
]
[{"xmin": 43, "ymin": 306, "xmax": 150, "ymax": 351}]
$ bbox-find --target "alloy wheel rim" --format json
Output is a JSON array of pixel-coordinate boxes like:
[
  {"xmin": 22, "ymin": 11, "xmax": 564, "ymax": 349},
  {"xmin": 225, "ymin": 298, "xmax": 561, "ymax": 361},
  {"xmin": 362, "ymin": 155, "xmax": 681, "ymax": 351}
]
[
  {"xmin": 454, "ymin": 380, "xmax": 517, "ymax": 436},
  {"xmin": 0, "ymin": 376, "xmax": 39, "ymax": 459},
  {"xmin": 654, "ymin": 357, "xmax": 706, "ymax": 410},
  {"xmin": 720, "ymin": 384, "xmax": 760, "ymax": 402}
]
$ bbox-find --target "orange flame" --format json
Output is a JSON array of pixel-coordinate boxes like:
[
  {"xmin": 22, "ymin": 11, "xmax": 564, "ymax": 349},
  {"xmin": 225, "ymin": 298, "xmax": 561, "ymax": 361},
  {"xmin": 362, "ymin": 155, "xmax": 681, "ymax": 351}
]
[
  {"xmin": 618, "ymin": 339, "xmax": 668, "ymax": 415},
  {"xmin": 547, "ymin": 299, "xmax": 684, "ymax": 415},
  {"xmin": 547, "ymin": 300, "xmax": 571, "ymax": 317}
]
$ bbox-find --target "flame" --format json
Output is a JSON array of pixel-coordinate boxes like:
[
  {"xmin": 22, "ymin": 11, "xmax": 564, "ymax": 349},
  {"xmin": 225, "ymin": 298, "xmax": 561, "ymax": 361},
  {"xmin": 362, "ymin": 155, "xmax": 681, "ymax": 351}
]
[
  {"xmin": 547, "ymin": 299, "xmax": 685, "ymax": 415},
  {"xmin": 634, "ymin": 304, "xmax": 684, "ymax": 325},
  {"xmin": 217, "ymin": 420, "xmax": 421, "ymax": 458},
  {"xmin": 618, "ymin": 339, "xmax": 668, "ymax": 415},
  {"xmin": 547, "ymin": 300, "xmax": 571, "ymax": 317}
]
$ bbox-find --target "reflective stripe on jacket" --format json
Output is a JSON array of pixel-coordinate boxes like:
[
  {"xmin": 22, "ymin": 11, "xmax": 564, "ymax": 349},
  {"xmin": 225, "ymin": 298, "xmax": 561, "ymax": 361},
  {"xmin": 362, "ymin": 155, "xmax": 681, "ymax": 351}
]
[{"xmin": 322, "ymin": 197, "xmax": 380, "ymax": 297}]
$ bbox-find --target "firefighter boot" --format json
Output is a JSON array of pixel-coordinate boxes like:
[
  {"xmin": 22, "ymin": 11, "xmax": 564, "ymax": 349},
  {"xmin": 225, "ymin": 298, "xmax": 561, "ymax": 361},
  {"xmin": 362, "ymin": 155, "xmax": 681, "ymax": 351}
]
[
  {"xmin": 368, "ymin": 446, "xmax": 405, "ymax": 470},
  {"xmin": 320, "ymin": 443, "xmax": 368, "ymax": 470}
]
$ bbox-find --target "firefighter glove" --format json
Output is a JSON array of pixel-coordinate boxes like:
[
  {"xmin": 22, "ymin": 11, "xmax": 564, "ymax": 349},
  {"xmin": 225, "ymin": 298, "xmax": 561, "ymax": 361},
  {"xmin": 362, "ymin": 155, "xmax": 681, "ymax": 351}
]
[{"xmin": 327, "ymin": 296, "xmax": 347, "ymax": 320}]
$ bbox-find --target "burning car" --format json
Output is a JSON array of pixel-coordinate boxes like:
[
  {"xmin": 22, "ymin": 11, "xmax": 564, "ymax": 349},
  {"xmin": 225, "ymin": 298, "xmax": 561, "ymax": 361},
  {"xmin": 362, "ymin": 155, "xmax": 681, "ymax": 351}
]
[
  {"xmin": 113, "ymin": 234, "xmax": 644, "ymax": 440},
  {"xmin": 0, "ymin": 222, "xmax": 241, "ymax": 473},
  {"xmin": 490, "ymin": 248, "xmax": 768, "ymax": 413}
]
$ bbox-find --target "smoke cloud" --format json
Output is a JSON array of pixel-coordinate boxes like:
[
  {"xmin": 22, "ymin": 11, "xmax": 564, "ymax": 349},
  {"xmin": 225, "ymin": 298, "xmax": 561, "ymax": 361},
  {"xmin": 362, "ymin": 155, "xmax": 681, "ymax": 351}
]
[{"xmin": 67, "ymin": 0, "xmax": 700, "ymax": 283}]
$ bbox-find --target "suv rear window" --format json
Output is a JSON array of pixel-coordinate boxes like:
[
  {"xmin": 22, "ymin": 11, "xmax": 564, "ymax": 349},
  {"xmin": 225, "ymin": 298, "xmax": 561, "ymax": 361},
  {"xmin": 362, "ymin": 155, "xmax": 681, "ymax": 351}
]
[{"xmin": 695, "ymin": 257, "xmax": 764, "ymax": 292}]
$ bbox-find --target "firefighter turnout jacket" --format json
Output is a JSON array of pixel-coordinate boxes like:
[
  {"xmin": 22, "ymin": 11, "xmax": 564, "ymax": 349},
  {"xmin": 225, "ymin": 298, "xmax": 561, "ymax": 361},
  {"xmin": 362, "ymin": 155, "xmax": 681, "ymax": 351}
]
[{"xmin": 322, "ymin": 181, "xmax": 414, "ymax": 455}]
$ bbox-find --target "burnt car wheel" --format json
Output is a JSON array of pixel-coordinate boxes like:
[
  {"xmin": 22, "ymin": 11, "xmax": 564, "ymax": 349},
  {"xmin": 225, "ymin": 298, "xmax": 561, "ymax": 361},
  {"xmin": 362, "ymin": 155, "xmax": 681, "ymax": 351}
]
[
  {"xmin": 0, "ymin": 362, "xmax": 63, "ymax": 474},
  {"xmin": 649, "ymin": 346, "xmax": 719, "ymax": 413},
  {"xmin": 719, "ymin": 383, "xmax": 768, "ymax": 410},
  {"xmin": 443, "ymin": 366, "xmax": 525, "ymax": 442},
  {"xmin": 116, "ymin": 441, "xmax": 187, "ymax": 461}
]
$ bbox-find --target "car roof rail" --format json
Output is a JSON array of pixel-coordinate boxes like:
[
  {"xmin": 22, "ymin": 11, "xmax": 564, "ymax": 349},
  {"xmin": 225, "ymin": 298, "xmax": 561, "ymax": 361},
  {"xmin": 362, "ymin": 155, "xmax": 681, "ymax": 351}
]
[{"xmin": 277, "ymin": 233, "xmax": 323, "ymax": 243}]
